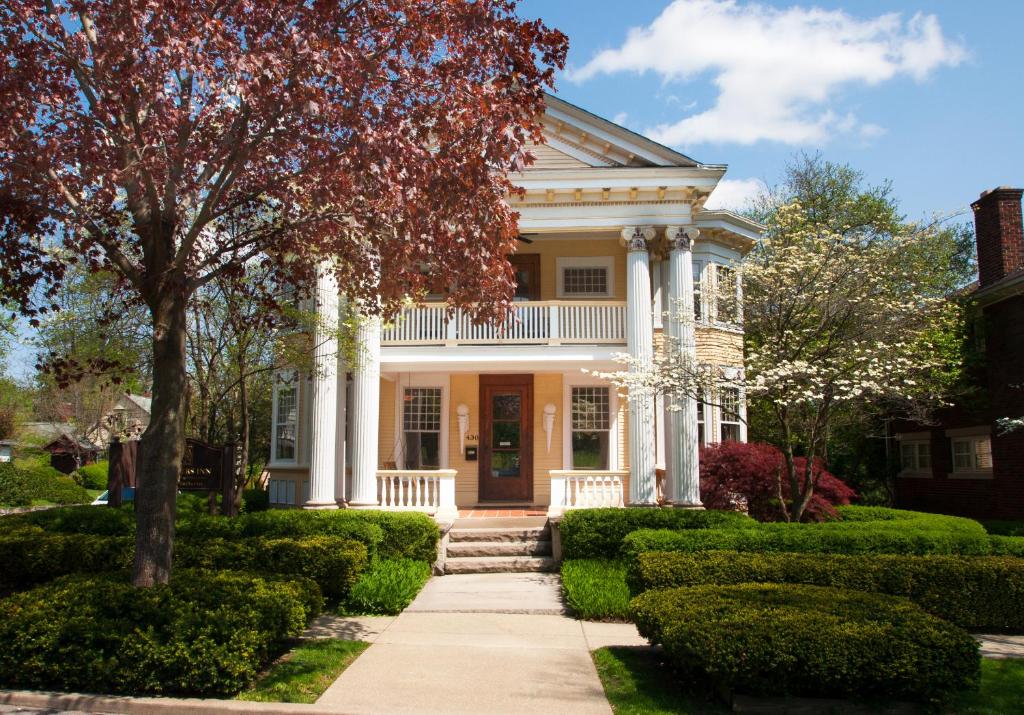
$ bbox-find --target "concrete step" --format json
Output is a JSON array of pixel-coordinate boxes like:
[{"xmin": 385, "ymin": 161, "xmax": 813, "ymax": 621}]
[
  {"xmin": 449, "ymin": 527, "xmax": 549, "ymax": 543},
  {"xmin": 446, "ymin": 540, "xmax": 553, "ymax": 558},
  {"xmin": 444, "ymin": 556, "xmax": 558, "ymax": 574}
]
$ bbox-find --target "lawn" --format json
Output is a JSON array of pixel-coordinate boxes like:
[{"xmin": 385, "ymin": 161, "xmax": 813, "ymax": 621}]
[
  {"xmin": 238, "ymin": 639, "xmax": 369, "ymax": 704},
  {"xmin": 593, "ymin": 647, "xmax": 1024, "ymax": 714}
]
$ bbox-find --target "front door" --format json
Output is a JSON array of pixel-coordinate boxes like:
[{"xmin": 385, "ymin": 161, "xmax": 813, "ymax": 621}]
[
  {"xmin": 509, "ymin": 254, "xmax": 541, "ymax": 302},
  {"xmin": 479, "ymin": 375, "xmax": 534, "ymax": 502}
]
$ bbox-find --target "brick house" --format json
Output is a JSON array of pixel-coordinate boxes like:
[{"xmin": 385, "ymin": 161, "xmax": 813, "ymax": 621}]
[{"xmin": 894, "ymin": 187, "xmax": 1024, "ymax": 519}]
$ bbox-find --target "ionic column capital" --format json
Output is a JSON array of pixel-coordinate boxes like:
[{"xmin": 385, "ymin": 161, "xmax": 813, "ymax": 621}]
[
  {"xmin": 621, "ymin": 225, "xmax": 657, "ymax": 252},
  {"xmin": 666, "ymin": 225, "xmax": 700, "ymax": 252}
]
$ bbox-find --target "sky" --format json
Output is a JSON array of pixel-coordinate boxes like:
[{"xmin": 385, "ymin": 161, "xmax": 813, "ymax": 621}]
[{"xmin": 518, "ymin": 0, "xmax": 1024, "ymax": 220}]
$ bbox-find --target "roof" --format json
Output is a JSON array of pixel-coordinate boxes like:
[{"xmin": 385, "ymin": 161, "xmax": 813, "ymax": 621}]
[
  {"xmin": 118, "ymin": 394, "xmax": 152, "ymax": 414},
  {"xmin": 973, "ymin": 268, "xmax": 1024, "ymax": 307},
  {"xmin": 43, "ymin": 432, "xmax": 101, "ymax": 453}
]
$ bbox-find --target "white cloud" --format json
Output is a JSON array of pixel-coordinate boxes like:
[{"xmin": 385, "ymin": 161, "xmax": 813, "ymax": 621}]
[
  {"xmin": 705, "ymin": 177, "xmax": 766, "ymax": 211},
  {"xmin": 568, "ymin": 0, "xmax": 966, "ymax": 146},
  {"xmin": 612, "ymin": 111, "xmax": 630, "ymax": 126}
]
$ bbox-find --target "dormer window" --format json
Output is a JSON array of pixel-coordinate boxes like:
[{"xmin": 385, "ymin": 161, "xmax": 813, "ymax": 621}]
[{"xmin": 557, "ymin": 256, "xmax": 615, "ymax": 298}]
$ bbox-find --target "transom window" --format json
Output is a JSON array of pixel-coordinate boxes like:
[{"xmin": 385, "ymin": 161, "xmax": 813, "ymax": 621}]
[
  {"xmin": 274, "ymin": 382, "xmax": 298, "ymax": 462},
  {"xmin": 719, "ymin": 387, "xmax": 741, "ymax": 442},
  {"xmin": 571, "ymin": 387, "xmax": 611, "ymax": 469},
  {"xmin": 557, "ymin": 256, "xmax": 615, "ymax": 298},
  {"xmin": 952, "ymin": 436, "xmax": 992, "ymax": 472},
  {"xmin": 403, "ymin": 388, "xmax": 441, "ymax": 469},
  {"xmin": 900, "ymin": 442, "xmax": 931, "ymax": 472}
]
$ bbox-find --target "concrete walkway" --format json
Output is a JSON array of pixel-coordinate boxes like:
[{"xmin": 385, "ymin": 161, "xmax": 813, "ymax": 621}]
[{"xmin": 315, "ymin": 573, "xmax": 635, "ymax": 715}]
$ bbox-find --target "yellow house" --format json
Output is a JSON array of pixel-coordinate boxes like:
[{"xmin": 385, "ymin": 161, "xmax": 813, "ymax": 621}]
[{"xmin": 266, "ymin": 95, "xmax": 759, "ymax": 539}]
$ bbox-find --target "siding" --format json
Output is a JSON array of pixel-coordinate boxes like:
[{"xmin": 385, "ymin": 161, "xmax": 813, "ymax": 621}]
[{"xmin": 528, "ymin": 142, "xmax": 590, "ymax": 170}]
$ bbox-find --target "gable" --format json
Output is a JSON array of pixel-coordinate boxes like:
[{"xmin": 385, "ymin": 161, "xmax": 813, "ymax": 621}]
[{"xmin": 528, "ymin": 142, "xmax": 591, "ymax": 170}]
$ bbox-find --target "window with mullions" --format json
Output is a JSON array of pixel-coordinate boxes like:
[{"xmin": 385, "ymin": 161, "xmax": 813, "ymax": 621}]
[
  {"xmin": 403, "ymin": 388, "xmax": 441, "ymax": 469},
  {"xmin": 563, "ymin": 267, "xmax": 609, "ymax": 296},
  {"xmin": 719, "ymin": 387, "xmax": 741, "ymax": 442},
  {"xmin": 900, "ymin": 442, "xmax": 931, "ymax": 472},
  {"xmin": 715, "ymin": 265, "xmax": 739, "ymax": 323},
  {"xmin": 571, "ymin": 387, "xmax": 611, "ymax": 469},
  {"xmin": 952, "ymin": 436, "xmax": 992, "ymax": 473},
  {"xmin": 274, "ymin": 383, "xmax": 298, "ymax": 462},
  {"xmin": 693, "ymin": 262, "xmax": 704, "ymax": 321},
  {"xmin": 696, "ymin": 398, "xmax": 705, "ymax": 445}
]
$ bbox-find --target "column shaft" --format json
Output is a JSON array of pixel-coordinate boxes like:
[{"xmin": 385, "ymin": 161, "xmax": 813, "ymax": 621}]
[
  {"xmin": 305, "ymin": 263, "xmax": 340, "ymax": 510},
  {"xmin": 348, "ymin": 306, "xmax": 381, "ymax": 508},
  {"xmin": 623, "ymin": 226, "xmax": 658, "ymax": 505}
]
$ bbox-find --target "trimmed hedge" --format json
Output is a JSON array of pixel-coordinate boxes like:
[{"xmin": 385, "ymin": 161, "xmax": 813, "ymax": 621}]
[
  {"xmin": 0, "ymin": 462, "xmax": 91, "ymax": 507},
  {"xmin": 983, "ymin": 520, "xmax": 1024, "ymax": 537},
  {"xmin": 0, "ymin": 571, "xmax": 321, "ymax": 696},
  {"xmin": 988, "ymin": 535, "xmax": 1024, "ymax": 556},
  {"xmin": 74, "ymin": 460, "xmax": 109, "ymax": 490},
  {"xmin": 631, "ymin": 583, "xmax": 980, "ymax": 703},
  {"xmin": 560, "ymin": 507, "xmax": 755, "ymax": 559},
  {"xmin": 1, "ymin": 505, "xmax": 135, "ymax": 536},
  {"xmin": 0, "ymin": 531, "xmax": 134, "ymax": 594},
  {"xmin": 628, "ymin": 550, "xmax": 1024, "ymax": 631}
]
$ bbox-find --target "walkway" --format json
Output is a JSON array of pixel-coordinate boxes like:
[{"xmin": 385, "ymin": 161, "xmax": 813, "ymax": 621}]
[{"xmin": 315, "ymin": 573, "xmax": 643, "ymax": 715}]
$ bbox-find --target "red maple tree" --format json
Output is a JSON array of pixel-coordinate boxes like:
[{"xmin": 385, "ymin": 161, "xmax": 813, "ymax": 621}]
[{"xmin": 0, "ymin": 0, "xmax": 566, "ymax": 585}]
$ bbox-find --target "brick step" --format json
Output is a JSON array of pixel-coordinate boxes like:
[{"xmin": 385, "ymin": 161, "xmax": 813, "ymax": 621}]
[
  {"xmin": 446, "ymin": 540, "xmax": 552, "ymax": 558},
  {"xmin": 448, "ymin": 527, "xmax": 549, "ymax": 543},
  {"xmin": 444, "ymin": 556, "xmax": 557, "ymax": 574}
]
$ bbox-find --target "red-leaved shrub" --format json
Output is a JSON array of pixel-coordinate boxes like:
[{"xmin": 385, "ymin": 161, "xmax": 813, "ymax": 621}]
[{"xmin": 699, "ymin": 441, "xmax": 856, "ymax": 522}]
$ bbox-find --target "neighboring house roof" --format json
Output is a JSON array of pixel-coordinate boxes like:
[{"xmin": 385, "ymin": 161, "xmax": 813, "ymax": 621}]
[
  {"xmin": 118, "ymin": 394, "xmax": 152, "ymax": 414},
  {"xmin": 19, "ymin": 421, "xmax": 72, "ymax": 442},
  {"xmin": 42, "ymin": 432, "xmax": 101, "ymax": 454}
]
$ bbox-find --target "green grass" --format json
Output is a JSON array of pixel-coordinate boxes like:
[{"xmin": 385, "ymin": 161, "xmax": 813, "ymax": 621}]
[
  {"xmin": 593, "ymin": 647, "xmax": 726, "ymax": 714},
  {"xmin": 237, "ymin": 639, "xmax": 369, "ymax": 703},
  {"xmin": 593, "ymin": 647, "xmax": 1024, "ymax": 714},
  {"xmin": 562, "ymin": 559, "xmax": 631, "ymax": 620},
  {"xmin": 341, "ymin": 558, "xmax": 431, "ymax": 615}
]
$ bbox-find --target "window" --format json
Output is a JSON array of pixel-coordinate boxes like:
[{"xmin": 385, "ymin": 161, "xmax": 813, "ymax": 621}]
[
  {"xmin": 900, "ymin": 442, "xmax": 932, "ymax": 472},
  {"xmin": 696, "ymin": 398, "xmax": 705, "ymax": 445},
  {"xmin": 571, "ymin": 387, "xmax": 611, "ymax": 469},
  {"xmin": 274, "ymin": 382, "xmax": 298, "ymax": 462},
  {"xmin": 693, "ymin": 262, "xmax": 704, "ymax": 321},
  {"xmin": 719, "ymin": 387, "xmax": 741, "ymax": 442},
  {"xmin": 952, "ymin": 436, "xmax": 992, "ymax": 472},
  {"xmin": 557, "ymin": 257, "xmax": 615, "ymax": 298},
  {"xmin": 403, "ymin": 388, "xmax": 441, "ymax": 469},
  {"xmin": 269, "ymin": 479, "xmax": 297, "ymax": 506},
  {"xmin": 714, "ymin": 264, "xmax": 739, "ymax": 323}
]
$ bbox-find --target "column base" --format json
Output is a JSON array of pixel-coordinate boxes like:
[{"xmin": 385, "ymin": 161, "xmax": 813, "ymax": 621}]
[
  {"xmin": 626, "ymin": 502, "xmax": 661, "ymax": 508},
  {"xmin": 345, "ymin": 501, "xmax": 381, "ymax": 510},
  {"xmin": 302, "ymin": 500, "xmax": 339, "ymax": 511},
  {"xmin": 670, "ymin": 501, "xmax": 705, "ymax": 510}
]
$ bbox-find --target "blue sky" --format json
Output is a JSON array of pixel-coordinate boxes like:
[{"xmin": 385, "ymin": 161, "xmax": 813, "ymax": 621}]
[{"xmin": 520, "ymin": 0, "xmax": 1024, "ymax": 220}]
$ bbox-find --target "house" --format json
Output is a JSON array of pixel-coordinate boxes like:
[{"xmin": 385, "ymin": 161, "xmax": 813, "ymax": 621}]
[
  {"xmin": 42, "ymin": 432, "xmax": 101, "ymax": 474},
  {"xmin": 265, "ymin": 94, "xmax": 760, "ymax": 517},
  {"xmin": 894, "ymin": 187, "xmax": 1024, "ymax": 519},
  {"xmin": 89, "ymin": 393, "xmax": 152, "ymax": 445},
  {"xmin": 0, "ymin": 440, "xmax": 15, "ymax": 463}
]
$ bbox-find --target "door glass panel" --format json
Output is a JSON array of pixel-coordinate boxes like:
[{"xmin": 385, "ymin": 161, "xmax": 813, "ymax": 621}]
[
  {"xmin": 514, "ymin": 267, "xmax": 533, "ymax": 301},
  {"xmin": 492, "ymin": 394, "xmax": 521, "ymax": 420},
  {"xmin": 493, "ymin": 422, "xmax": 520, "ymax": 449},
  {"xmin": 491, "ymin": 451, "xmax": 521, "ymax": 478}
]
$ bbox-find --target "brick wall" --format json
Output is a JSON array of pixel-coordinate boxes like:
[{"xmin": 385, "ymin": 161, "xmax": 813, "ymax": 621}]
[{"xmin": 972, "ymin": 187, "xmax": 1024, "ymax": 287}]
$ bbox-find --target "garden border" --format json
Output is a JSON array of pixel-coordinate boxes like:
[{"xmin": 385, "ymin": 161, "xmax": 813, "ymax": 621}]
[{"xmin": 0, "ymin": 689, "xmax": 341, "ymax": 714}]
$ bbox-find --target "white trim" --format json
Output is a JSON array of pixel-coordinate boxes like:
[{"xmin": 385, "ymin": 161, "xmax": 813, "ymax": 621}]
[
  {"xmin": 949, "ymin": 434, "xmax": 993, "ymax": 476},
  {"xmin": 543, "ymin": 135, "xmax": 616, "ymax": 168},
  {"xmin": 381, "ymin": 345, "xmax": 624, "ymax": 372},
  {"xmin": 898, "ymin": 439, "xmax": 932, "ymax": 478},
  {"xmin": 391, "ymin": 373, "xmax": 451, "ymax": 470},
  {"xmin": 562, "ymin": 374, "xmax": 619, "ymax": 472},
  {"xmin": 556, "ymin": 256, "xmax": 615, "ymax": 298},
  {"xmin": 944, "ymin": 426, "xmax": 992, "ymax": 438}
]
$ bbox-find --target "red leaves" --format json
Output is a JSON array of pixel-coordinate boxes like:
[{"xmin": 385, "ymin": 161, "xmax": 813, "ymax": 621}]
[{"xmin": 700, "ymin": 441, "xmax": 857, "ymax": 522}]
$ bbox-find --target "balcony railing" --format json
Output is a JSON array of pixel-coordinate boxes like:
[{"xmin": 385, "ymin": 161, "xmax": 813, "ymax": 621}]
[
  {"xmin": 376, "ymin": 469, "xmax": 457, "ymax": 520},
  {"xmin": 381, "ymin": 301, "xmax": 627, "ymax": 347},
  {"xmin": 548, "ymin": 470, "xmax": 629, "ymax": 516}
]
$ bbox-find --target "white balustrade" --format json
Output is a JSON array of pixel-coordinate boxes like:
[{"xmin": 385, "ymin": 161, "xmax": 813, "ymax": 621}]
[
  {"xmin": 380, "ymin": 301, "xmax": 626, "ymax": 346},
  {"xmin": 376, "ymin": 469, "xmax": 457, "ymax": 520},
  {"xmin": 548, "ymin": 470, "xmax": 629, "ymax": 516}
]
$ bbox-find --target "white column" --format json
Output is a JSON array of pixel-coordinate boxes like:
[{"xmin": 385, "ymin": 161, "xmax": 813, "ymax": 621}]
[
  {"xmin": 334, "ymin": 334, "xmax": 348, "ymax": 505},
  {"xmin": 348, "ymin": 304, "xmax": 382, "ymax": 509},
  {"xmin": 666, "ymin": 226, "xmax": 702, "ymax": 508},
  {"xmin": 305, "ymin": 262, "xmax": 340, "ymax": 510},
  {"xmin": 623, "ymin": 226, "xmax": 658, "ymax": 506}
]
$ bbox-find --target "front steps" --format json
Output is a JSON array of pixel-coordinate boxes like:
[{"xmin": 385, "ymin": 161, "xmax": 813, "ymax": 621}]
[{"xmin": 444, "ymin": 524, "xmax": 556, "ymax": 574}]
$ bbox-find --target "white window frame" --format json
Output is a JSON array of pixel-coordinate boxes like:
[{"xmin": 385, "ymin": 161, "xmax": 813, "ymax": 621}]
[
  {"xmin": 696, "ymin": 390, "xmax": 709, "ymax": 447},
  {"xmin": 563, "ymin": 375, "xmax": 619, "ymax": 471},
  {"xmin": 946, "ymin": 427, "xmax": 993, "ymax": 479},
  {"xmin": 713, "ymin": 369, "xmax": 747, "ymax": 444},
  {"xmin": 393, "ymin": 374, "xmax": 450, "ymax": 470},
  {"xmin": 556, "ymin": 256, "xmax": 615, "ymax": 299},
  {"xmin": 711, "ymin": 263, "xmax": 742, "ymax": 326},
  {"xmin": 271, "ymin": 371, "xmax": 300, "ymax": 466},
  {"xmin": 895, "ymin": 432, "xmax": 932, "ymax": 477},
  {"xmin": 692, "ymin": 260, "xmax": 706, "ymax": 324}
]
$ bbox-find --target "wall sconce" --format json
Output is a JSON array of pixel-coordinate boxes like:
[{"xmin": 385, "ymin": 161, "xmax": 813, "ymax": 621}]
[
  {"xmin": 543, "ymin": 403, "xmax": 557, "ymax": 454},
  {"xmin": 457, "ymin": 404, "xmax": 470, "ymax": 453}
]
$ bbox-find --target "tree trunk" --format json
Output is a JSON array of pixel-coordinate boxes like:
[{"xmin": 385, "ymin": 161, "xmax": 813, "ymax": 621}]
[
  {"xmin": 234, "ymin": 371, "xmax": 250, "ymax": 512},
  {"xmin": 133, "ymin": 296, "xmax": 188, "ymax": 587}
]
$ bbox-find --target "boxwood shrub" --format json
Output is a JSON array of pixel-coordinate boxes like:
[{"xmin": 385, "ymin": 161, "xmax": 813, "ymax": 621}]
[
  {"xmin": 0, "ymin": 531, "xmax": 134, "ymax": 594},
  {"xmin": 1, "ymin": 504, "xmax": 135, "ymax": 536},
  {"xmin": 988, "ymin": 534, "xmax": 1024, "ymax": 556},
  {"xmin": 0, "ymin": 462, "xmax": 91, "ymax": 507},
  {"xmin": 628, "ymin": 550, "xmax": 1024, "ymax": 631},
  {"xmin": 0, "ymin": 571, "xmax": 321, "ymax": 697},
  {"xmin": 630, "ymin": 583, "xmax": 980, "ymax": 703},
  {"xmin": 560, "ymin": 507, "xmax": 755, "ymax": 559}
]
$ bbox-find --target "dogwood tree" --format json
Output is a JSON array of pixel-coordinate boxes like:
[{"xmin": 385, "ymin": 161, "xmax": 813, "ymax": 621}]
[{"xmin": 0, "ymin": 0, "xmax": 566, "ymax": 585}]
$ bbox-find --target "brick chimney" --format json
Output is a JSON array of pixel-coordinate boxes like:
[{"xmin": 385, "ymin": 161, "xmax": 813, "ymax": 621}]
[{"xmin": 972, "ymin": 187, "xmax": 1024, "ymax": 287}]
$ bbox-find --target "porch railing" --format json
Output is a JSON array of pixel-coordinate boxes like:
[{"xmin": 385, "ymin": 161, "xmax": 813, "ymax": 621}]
[
  {"xmin": 381, "ymin": 301, "xmax": 626, "ymax": 347},
  {"xmin": 548, "ymin": 470, "xmax": 629, "ymax": 516},
  {"xmin": 376, "ymin": 469, "xmax": 457, "ymax": 520}
]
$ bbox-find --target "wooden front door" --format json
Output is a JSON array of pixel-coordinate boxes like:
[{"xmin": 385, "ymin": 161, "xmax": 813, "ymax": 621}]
[{"xmin": 479, "ymin": 374, "xmax": 534, "ymax": 502}]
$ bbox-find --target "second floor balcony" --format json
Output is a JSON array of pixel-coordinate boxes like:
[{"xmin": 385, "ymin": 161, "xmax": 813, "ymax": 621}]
[{"xmin": 381, "ymin": 300, "xmax": 626, "ymax": 347}]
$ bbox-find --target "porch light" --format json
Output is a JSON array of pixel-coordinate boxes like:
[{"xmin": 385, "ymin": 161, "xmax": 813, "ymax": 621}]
[
  {"xmin": 543, "ymin": 403, "xmax": 557, "ymax": 453},
  {"xmin": 457, "ymin": 404, "xmax": 470, "ymax": 453}
]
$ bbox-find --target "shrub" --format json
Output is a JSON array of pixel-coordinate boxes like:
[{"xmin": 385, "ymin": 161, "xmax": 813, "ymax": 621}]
[
  {"xmin": 700, "ymin": 441, "xmax": 856, "ymax": 521},
  {"xmin": 0, "ymin": 571, "xmax": 321, "ymax": 697},
  {"xmin": 0, "ymin": 462, "xmax": 91, "ymax": 506},
  {"xmin": 344, "ymin": 558, "xmax": 431, "ymax": 615},
  {"xmin": 0, "ymin": 532, "xmax": 133, "ymax": 594},
  {"xmin": 561, "ymin": 559, "xmax": 631, "ymax": 620},
  {"xmin": 988, "ymin": 535, "xmax": 1024, "ymax": 557},
  {"xmin": 630, "ymin": 583, "xmax": 980, "ymax": 703},
  {"xmin": 0, "ymin": 462, "xmax": 37, "ymax": 506},
  {"xmin": 560, "ymin": 507, "xmax": 755, "ymax": 560},
  {"xmin": 628, "ymin": 550, "xmax": 1024, "ymax": 631},
  {"xmin": 0, "ymin": 504, "xmax": 134, "ymax": 536},
  {"xmin": 983, "ymin": 520, "xmax": 1024, "ymax": 537},
  {"xmin": 74, "ymin": 460, "xmax": 109, "ymax": 490},
  {"xmin": 242, "ymin": 488, "xmax": 270, "ymax": 513}
]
